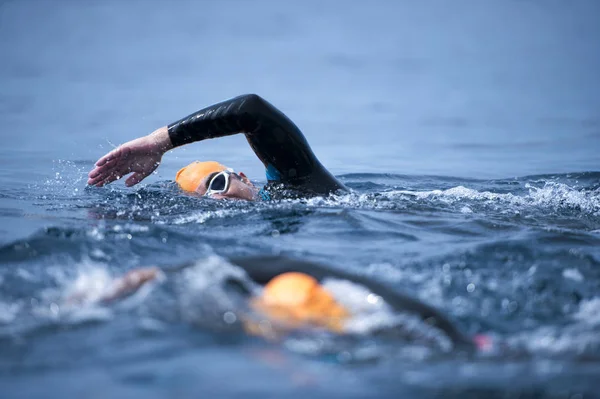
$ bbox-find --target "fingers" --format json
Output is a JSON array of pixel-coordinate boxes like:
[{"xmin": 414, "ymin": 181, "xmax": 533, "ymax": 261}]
[
  {"xmin": 88, "ymin": 143, "xmax": 159, "ymax": 188},
  {"xmin": 125, "ymin": 172, "xmax": 147, "ymax": 187},
  {"xmin": 101, "ymin": 267, "xmax": 162, "ymax": 303},
  {"xmin": 88, "ymin": 157, "xmax": 118, "ymax": 180},
  {"xmin": 87, "ymin": 172, "xmax": 105, "ymax": 186},
  {"xmin": 90, "ymin": 172, "xmax": 123, "ymax": 187},
  {"xmin": 95, "ymin": 148, "xmax": 119, "ymax": 167},
  {"xmin": 88, "ymin": 147, "xmax": 132, "ymax": 186},
  {"xmin": 87, "ymin": 164, "xmax": 125, "ymax": 186},
  {"xmin": 88, "ymin": 150, "xmax": 120, "ymax": 185},
  {"xmin": 95, "ymin": 145, "xmax": 131, "ymax": 166},
  {"xmin": 88, "ymin": 170, "xmax": 148, "ymax": 188}
]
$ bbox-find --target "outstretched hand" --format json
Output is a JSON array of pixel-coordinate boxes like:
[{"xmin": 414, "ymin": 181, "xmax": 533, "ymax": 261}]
[{"xmin": 87, "ymin": 127, "xmax": 173, "ymax": 187}]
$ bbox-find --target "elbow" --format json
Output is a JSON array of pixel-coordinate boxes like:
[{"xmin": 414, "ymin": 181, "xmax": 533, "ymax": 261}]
[
  {"xmin": 236, "ymin": 93, "xmax": 274, "ymax": 131},
  {"xmin": 239, "ymin": 93, "xmax": 270, "ymax": 112}
]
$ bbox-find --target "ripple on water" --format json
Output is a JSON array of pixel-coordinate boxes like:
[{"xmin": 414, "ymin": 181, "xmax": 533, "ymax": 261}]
[{"xmin": 1, "ymin": 170, "xmax": 600, "ymax": 394}]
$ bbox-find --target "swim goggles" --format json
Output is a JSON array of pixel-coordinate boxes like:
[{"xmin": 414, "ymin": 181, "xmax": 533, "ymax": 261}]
[{"xmin": 205, "ymin": 169, "xmax": 235, "ymax": 196}]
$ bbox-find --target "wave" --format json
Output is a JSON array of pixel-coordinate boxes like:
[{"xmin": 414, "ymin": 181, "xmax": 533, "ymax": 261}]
[
  {"xmin": 2, "ymin": 174, "xmax": 598, "ymax": 264},
  {"xmin": 508, "ymin": 297, "xmax": 600, "ymax": 357},
  {"xmin": 338, "ymin": 171, "xmax": 600, "ymax": 184},
  {"xmin": 385, "ymin": 182, "xmax": 600, "ymax": 216}
]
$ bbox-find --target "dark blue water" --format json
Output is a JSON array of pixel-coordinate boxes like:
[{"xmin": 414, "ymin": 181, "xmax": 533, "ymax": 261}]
[{"xmin": 1, "ymin": 1, "xmax": 599, "ymax": 398}]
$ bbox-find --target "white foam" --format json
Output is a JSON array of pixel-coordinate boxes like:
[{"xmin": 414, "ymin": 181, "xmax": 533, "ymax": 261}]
[
  {"xmin": 364, "ymin": 263, "xmax": 446, "ymax": 306},
  {"xmin": 511, "ymin": 325, "xmax": 600, "ymax": 355},
  {"xmin": 111, "ymin": 224, "xmax": 150, "ymax": 233},
  {"xmin": 318, "ymin": 181, "xmax": 600, "ymax": 217},
  {"xmin": 573, "ymin": 297, "xmax": 600, "ymax": 326},
  {"xmin": 508, "ymin": 297, "xmax": 600, "ymax": 355},
  {"xmin": 63, "ymin": 267, "xmax": 114, "ymax": 305},
  {"xmin": 172, "ymin": 208, "xmax": 251, "ymax": 224},
  {"xmin": 180, "ymin": 255, "xmax": 250, "ymax": 293},
  {"xmin": 323, "ymin": 278, "xmax": 451, "ymax": 351},
  {"xmin": 0, "ymin": 301, "xmax": 21, "ymax": 324},
  {"xmin": 176, "ymin": 256, "xmax": 256, "ymax": 324},
  {"xmin": 26, "ymin": 265, "xmax": 118, "ymax": 324},
  {"xmin": 562, "ymin": 268, "xmax": 584, "ymax": 282}
]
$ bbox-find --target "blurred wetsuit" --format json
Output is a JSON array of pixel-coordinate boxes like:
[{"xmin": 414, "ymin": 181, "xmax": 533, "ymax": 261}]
[
  {"xmin": 169, "ymin": 255, "xmax": 477, "ymax": 352},
  {"xmin": 229, "ymin": 256, "xmax": 476, "ymax": 351},
  {"xmin": 168, "ymin": 94, "xmax": 346, "ymax": 196}
]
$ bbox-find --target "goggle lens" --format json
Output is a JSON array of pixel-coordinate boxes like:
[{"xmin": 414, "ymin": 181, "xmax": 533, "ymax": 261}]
[
  {"xmin": 209, "ymin": 173, "xmax": 227, "ymax": 192},
  {"xmin": 205, "ymin": 169, "xmax": 234, "ymax": 196}
]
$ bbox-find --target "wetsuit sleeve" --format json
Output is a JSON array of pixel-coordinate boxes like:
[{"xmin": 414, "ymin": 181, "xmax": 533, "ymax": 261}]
[{"xmin": 167, "ymin": 94, "xmax": 344, "ymax": 193}]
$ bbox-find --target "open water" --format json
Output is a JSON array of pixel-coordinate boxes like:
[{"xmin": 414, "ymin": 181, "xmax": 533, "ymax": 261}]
[{"xmin": 0, "ymin": 1, "xmax": 599, "ymax": 398}]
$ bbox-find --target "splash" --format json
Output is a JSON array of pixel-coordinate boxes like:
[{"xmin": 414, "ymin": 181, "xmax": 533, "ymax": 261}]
[
  {"xmin": 175, "ymin": 256, "xmax": 257, "ymax": 326},
  {"xmin": 385, "ymin": 182, "xmax": 600, "ymax": 216},
  {"xmin": 261, "ymin": 178, "xmax": 600, "ymax": 227},
  {"xmin": 324, "ymin": 278, "xmax": 452, "ymax": 351},
  {"xmin": 62, "ymin": 266, "xmax": 115, "ymax": 305},
  {"xmin": 574, "ymin": 297, "xmax": 600, "ymax": 326},
  {"xmin": 172, "ymin": 208, "xmax": 253, "ymax": 225}
]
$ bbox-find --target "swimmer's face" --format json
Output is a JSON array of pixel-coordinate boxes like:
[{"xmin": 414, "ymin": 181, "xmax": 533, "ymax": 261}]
[{"xmin": 196, "ymin": 171, "xmax": 257, "ymax": 201}]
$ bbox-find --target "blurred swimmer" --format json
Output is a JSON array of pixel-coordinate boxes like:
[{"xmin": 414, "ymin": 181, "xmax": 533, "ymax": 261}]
[
  {"xmin": 70, "ymin": 256, "xmax": 490, "ymax": 352},
  {"xmin": 88, "ymin": 94, "xmax": 346, "ymax": 200}
]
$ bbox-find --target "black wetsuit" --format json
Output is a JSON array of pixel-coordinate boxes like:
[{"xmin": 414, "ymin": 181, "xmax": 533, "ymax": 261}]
[{"xmin": 168, "ymin": 94, "xmax": 346, "ymax": 196}]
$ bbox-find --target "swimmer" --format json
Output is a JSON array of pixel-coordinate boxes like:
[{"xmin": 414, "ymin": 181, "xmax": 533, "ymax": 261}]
[
  {"xmin": 88, "ymin": 94, "xmax": 346, "ymax": 199},
  {"xmin": 76, "ymin": 256, "xmax": 488, "ymax": 352}
]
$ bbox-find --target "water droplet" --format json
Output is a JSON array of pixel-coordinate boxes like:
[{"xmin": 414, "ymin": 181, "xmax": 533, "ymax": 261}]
[
  {"xmin": 466, "ymin": 283, "xmax": 475, "ymax": 293},
  {"xmin": 223, "ymin": 311, "xmax": 237, "ymax": 324},
  {"xmin": 271, "ymin": 230, "xmax": 280, "ymax": 238}
]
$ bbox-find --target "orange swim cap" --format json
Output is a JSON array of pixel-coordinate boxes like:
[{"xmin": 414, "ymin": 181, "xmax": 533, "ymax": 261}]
[
  {"xmin": 175, "ymin": 161, "xmax": 228, "ymax": 192},
  {"xmin": 251, "ymin": 272, "xmax": 349, "ymax": 332}
]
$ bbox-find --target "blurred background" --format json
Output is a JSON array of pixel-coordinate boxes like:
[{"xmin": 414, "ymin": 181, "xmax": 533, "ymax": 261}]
[{"xmin": 1, "ymin": 0, "xmax": 598, "ymax": 185}]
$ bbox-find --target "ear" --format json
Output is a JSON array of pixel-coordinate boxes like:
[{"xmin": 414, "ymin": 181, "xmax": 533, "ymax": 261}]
[{"xmin": 239, "ymin": 172, "xmax": 251, "ymax": 184}]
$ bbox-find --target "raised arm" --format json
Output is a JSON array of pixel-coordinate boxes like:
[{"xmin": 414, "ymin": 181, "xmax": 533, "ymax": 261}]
[
  {"xmin": 89, "ymin": 94, "xmax": 344, "ymax": 194},
  {"xmin": 169, "ymin": 95, "xmax": 323, "ymax": 182}
]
